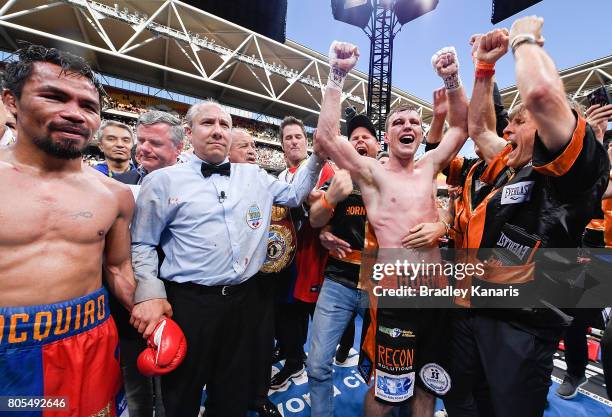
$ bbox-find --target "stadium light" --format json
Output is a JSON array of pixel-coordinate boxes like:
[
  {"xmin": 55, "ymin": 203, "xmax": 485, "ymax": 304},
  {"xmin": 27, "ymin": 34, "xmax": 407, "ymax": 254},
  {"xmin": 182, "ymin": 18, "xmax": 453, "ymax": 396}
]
[
  {"xmin": 394, "ymin": 0, "xmax": 438, "ymax": 25},
  {"xmin": 331, "ymin": 0, "xmax": 373, "ymax": 29},
  {"xmin": 331, "ymin": 0, "xmax": 439, "ymax": 141},
  {"xmin": 491, "ymin": 0, "xmax": 543, "ymax": 24}
]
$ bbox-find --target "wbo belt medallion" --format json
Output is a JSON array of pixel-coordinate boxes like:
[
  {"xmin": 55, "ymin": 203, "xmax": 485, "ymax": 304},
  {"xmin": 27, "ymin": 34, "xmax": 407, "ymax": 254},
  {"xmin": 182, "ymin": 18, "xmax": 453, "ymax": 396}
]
[{"xmin": 260, "ymin": 206, "xmax": 296, "ymax": 273}]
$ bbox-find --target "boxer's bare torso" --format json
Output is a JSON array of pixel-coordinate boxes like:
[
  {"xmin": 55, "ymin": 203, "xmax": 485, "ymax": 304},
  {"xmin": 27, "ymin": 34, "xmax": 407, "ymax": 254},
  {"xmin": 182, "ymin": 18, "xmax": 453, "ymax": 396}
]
[
  {"xmin": 0, "ymin": 61, "xmax": 135, "ymax": 308},
  {"xmin": 0, "ymin": 151, "xmax": 133, "ymax": 307},
  {"xmin": 361, "ymin": 159, "xmax": 438, "ymax": 249}
]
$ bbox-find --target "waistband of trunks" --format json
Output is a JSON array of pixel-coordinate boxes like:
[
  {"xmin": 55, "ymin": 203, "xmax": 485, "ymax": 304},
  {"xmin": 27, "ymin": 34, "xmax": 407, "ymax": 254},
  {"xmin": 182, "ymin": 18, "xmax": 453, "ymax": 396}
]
[{"xmin": 0, "ymin": 287, "xmax": 110, "ymax": 348}]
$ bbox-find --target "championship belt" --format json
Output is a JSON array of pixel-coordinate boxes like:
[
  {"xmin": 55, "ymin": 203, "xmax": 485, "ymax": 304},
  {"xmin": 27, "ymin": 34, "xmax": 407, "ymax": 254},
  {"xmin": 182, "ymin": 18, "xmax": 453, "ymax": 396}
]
[{"xmin": 260, "ymin": 205, "xmax": 297, "ymax": 273}]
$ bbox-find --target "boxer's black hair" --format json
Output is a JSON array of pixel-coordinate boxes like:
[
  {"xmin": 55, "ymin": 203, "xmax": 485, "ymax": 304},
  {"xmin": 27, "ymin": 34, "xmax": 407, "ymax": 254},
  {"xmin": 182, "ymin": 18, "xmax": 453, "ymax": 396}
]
[{"xmin": 3, "ymin": 44, "xmax": 106, "ymax": 105}]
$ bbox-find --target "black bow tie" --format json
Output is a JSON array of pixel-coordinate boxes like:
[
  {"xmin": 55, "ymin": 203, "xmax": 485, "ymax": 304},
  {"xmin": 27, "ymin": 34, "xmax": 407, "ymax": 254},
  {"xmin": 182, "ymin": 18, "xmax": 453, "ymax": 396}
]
[{"xmin": 201, "ymin": 162, "xmax": 231, "ymax": 178}]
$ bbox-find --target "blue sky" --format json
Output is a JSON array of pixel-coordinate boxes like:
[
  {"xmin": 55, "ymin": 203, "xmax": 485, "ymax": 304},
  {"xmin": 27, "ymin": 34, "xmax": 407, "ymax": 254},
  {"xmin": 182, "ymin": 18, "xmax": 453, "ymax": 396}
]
[{"xmin": 286, "ymin": 0, "xmax": 612, "ymax": 103}]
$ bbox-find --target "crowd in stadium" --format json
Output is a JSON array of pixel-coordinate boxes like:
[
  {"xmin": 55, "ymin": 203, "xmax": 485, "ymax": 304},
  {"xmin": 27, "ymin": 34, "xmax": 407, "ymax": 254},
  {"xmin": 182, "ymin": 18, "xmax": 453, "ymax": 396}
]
[
  {"xmin": 2, "ymin": 12, "xmax": 612, "ymax": 417},
  {"xmin": 93, "ymin": 95, "xmax": 289, "ymax": 172}
]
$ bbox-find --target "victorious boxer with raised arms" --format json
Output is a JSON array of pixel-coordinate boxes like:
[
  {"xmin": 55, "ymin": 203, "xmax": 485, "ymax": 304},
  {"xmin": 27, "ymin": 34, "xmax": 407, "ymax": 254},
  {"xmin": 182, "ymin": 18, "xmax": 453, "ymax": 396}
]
[{"xmin": 314, "ymin": 41, "xmax": 468, "ymax": 417}]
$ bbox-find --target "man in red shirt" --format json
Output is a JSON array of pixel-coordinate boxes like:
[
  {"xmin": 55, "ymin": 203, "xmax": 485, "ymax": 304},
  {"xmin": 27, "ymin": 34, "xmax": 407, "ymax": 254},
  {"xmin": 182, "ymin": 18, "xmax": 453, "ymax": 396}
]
[{"xmin": 272, "ymin": 116, "xmax": 335, "ymax": 389}]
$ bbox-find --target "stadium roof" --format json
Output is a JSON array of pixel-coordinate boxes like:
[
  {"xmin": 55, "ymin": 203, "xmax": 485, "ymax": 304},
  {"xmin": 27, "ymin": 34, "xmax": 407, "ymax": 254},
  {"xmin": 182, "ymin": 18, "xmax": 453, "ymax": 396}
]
[
  {"xmin": 0, "ymin": 0, "xmax": 434, "ymax": 128},
  {"xmin": 500, "ymin": 55, "xmax": 612, "ymax": 111}
]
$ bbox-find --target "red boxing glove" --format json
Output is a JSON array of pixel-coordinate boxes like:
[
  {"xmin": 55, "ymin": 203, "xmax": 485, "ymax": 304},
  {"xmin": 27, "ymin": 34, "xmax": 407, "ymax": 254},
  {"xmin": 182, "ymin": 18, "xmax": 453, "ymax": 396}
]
[{"xmin": 137, "ymin": 318, "xmax": 187, "ymax": 377}]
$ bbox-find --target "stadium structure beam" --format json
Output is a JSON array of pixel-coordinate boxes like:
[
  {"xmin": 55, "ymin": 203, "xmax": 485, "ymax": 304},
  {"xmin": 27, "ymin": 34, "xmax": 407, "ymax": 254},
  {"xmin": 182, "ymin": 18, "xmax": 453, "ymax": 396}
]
[
  {"xmin": 244, "ymin": 63, "xmax": 275, "ymax": 98},
  {"xmin": 119, "ymin": 0, "xmax": 170, "ymax": 53},
  {"xmin": 0, "ymin": 0, "xmax": 431, "ymax": 125},
  {"xmin": 509, "ymin": 91, "xmax": 520, "ymax": 112},
  {"xmin": 366, "ymin": 0, "xmax": 397, "ymax": 139},
  {"xmin": 597, "ymin": 68, "xmax": 611, "ymax": 81},
  {"xmin": 209, "ymin": 34, "xmax": 254, "ymax": 80},
  {"xmin": 173, "ymin": 39, "xmax": 206, "ymax": 78},
  {"xmin": 573, "ymin": 70, "xmax": 594, "ymax": 100},
  {"xmin": 277, "ymin": 61, "xmax": 314, "ymax": 101},
  {"xmin": 253, "ymin": 36, "xmax": 276, "ymax": 99},
  {"xmin": 0, "ymin": 0, "xmax": 18, "ymax": 17},
  {"xmin": 121, "ymin": 36, "xmax": 159, "ymax": 55},
  {"xmin": 219, "ymin": 62, "xmax": 242, "ymax": 101},
  {"xmin": 0, "ymin": 2, "xmax": 63, "ymax": 20},
  {"xmin": 170, "ymin": 1, "xmax": 207, "ymax": 78},
  {"xmin": 162, "ymin": 9, "xmax": 172, "ymax": 89},
  {"xmin": 0, "ymin": 19, "xmax": 320, "ymax": 117},
  {"xmin": 72, "ymin": 8, "xmax": 100, "ymax": 70},
  {"xmin": 82, "ymin": 0, "xmax": 116, "ymax": 52},
  {"xmin": 501, "ymin": 55, "xmax": 612, "ymax": 107},
  {"xmin": 341, "ymin": 80, "xmax": 366, "ymax": 106}
]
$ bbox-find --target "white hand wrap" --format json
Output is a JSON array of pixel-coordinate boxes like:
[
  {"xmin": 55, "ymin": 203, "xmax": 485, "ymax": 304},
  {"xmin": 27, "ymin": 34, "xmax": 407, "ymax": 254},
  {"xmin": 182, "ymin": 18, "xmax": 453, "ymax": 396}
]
[
  {"xmin": 327, "ymin": 66, "xmax": 348, "ymax": 91},
  {"xmin": 431, "ymin": 46, "xmax": 462, "ymax": 91},
  {"xmin": 327, "ymin": 41, "xmax": 349, "ymax": 91}
]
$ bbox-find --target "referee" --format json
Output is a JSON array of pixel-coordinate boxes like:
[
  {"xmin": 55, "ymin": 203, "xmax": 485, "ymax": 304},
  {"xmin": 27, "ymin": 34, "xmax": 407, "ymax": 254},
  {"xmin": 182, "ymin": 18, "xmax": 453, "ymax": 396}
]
[{"xmin": 130, "ymin": 100, "xmax": 324, "ymax": 417}]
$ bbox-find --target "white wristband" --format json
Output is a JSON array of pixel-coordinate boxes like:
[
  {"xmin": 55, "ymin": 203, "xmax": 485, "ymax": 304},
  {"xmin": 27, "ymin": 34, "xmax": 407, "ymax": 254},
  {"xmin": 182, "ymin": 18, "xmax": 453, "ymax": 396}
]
[{"xmin": 510, "ymin": 34, "xmax": 538, "ymax": 56}]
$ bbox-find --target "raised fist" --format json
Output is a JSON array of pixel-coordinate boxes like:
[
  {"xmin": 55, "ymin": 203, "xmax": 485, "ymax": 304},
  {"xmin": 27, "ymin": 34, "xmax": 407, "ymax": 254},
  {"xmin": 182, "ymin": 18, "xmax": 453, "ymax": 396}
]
[
  {"xmin": 329, "ymin": 41, "xmax": 360, "ymax": 73},
  {"xmin": 471, "ymin": 28, "xmax": 509, "ymax": 64},
  {"xmin": 509, "ymin": 16, "xmax": 545, "ymax": 47},
  {"xmin": 327, "ymin": 169, "xmax": 353, "ymax": 205},
  {"xmin": 432, "ymin": 47, "xmax": 459, "ymax": 80}
]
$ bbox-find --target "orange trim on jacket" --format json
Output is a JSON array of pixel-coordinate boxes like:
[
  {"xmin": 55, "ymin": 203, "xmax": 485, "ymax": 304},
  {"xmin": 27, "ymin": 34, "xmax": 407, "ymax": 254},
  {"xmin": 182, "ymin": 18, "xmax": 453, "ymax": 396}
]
[
  {"xmin": 480, "ymin": 144, "xmax": 513, "ymax": 185},
  {"xmin": 604, "ymin": 171, "xmax": 612, "ymax": 248},
  {"xmin": 533, "ymin": 116, "xmax": 586, "ymax": 177}
]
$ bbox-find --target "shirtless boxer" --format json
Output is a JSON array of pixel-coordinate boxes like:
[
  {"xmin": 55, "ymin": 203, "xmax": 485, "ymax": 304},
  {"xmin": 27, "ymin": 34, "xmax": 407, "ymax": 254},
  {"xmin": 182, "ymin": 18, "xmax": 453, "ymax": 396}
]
[
  {"xmin": 314, "ymin": 42, "xmax": 468, "ymax": 417},
  {"xmin": 0, "ymin": 45, "xmax": 135, "ymax": 416}
]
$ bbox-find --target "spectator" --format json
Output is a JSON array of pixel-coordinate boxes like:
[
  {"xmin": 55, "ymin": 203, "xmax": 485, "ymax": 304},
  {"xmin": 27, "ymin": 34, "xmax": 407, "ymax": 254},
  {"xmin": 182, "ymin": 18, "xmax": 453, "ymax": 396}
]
[
  {"xmin": 109, "ymin": 110, "xmax": 183, "ymax": 417},
  {"xmin": 271, "ymin": 116, "xmax": 335, "ymax": 390},
  {"xmin": 115, "ymin": 110, "xmax": 184, "ymax": 185},
  {"xmin": 95, "ymin": 120, "xmax": 135, "ymax": 177},
  {"xmin": 0, "ymin": 98, "xmax": 16, "ymax": 146},
  {"xmin": 229, "ymin": 128, "xmax": 257, "ymax": 164}
]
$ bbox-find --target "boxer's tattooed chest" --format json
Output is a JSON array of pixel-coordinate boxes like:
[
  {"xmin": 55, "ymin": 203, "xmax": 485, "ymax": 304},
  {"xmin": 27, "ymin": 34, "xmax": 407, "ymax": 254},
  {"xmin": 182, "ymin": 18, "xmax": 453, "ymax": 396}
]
[{"xmin": 69, "ymin": 211, "xmax": 94, "ymax": 220}]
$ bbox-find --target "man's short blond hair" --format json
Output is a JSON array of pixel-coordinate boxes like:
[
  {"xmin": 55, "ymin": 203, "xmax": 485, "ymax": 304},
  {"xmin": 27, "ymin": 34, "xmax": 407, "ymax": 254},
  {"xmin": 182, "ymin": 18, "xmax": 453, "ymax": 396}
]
[
  {"xmin": 385, "ymin": 104, "xmax": 420, "ymax": 132},
  {"xmin": 508, "ymin": 103, "xmax": 527, "ymax": 121}
]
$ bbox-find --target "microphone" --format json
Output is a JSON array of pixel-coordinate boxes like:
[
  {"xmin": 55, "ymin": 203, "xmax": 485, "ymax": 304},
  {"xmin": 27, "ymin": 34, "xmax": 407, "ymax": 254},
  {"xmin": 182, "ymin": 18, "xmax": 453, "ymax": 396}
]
[{"xmin": 218, "ymin": 191, "xmax": 227, "ymax": 203}]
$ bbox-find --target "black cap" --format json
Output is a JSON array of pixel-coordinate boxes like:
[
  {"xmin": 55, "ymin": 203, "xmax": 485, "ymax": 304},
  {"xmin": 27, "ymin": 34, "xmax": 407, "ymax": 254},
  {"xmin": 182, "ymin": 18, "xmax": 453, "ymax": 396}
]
[{"xmin": 346, "ymin": 113, "xmax": 377, "ymax": 139}]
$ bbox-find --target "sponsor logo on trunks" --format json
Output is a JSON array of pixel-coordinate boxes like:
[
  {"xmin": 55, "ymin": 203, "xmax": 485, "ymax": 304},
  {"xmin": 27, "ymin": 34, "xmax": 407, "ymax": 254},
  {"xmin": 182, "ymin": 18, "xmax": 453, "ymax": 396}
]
[
  {"xmin": 378, "ymin": 325, "xmax": 415, "ymax": 338},
  {"xmin": 377, "ymin": 345, "xmax": 415, "ymax": 372},
  {"xmin": 500, "ymin": 181, "xmax": 534, "ymax": 205},
  {"xmin": 0, "ymin": 294, "xmax": 107, "ymax": 346},
  {"xmin": 246, "ymin": 203, "xmax": 263, "ymax": 229},
  {"xmin": 419, "ymin": 363, "xmax": 451, "ymax": 395},
  {"xmin": 375, "ymin": 370, "xmax": 415, "ymax": 403}
]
